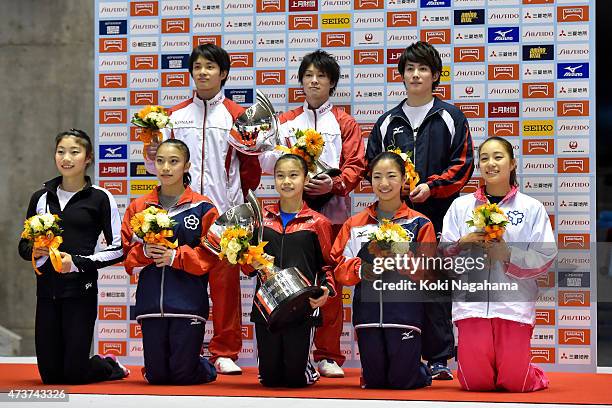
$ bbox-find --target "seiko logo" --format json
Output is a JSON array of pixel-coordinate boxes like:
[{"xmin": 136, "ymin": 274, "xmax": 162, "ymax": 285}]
[
  {"xmin": 322, "ymin": 18, "xmax": 350, "ymax": 24},
  {"xmin": 524, "ymin": 125, "xmax": 553, "ymax": 132}
]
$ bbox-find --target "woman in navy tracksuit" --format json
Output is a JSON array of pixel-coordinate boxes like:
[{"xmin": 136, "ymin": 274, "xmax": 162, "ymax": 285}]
[
  {"xmin": 18, "ymin": 129, "xmax": 127, "ymax": 384},
  {"xmin": 246, "ymin": 154, "xmax": 336, "ymax": 388},
  {"xmin": 121, "ymin": 139, "xmax": 219, "ymax": 385},
  {"xmin": 332, "ymin": 152, "xmax": 434, "ymax": 389}
]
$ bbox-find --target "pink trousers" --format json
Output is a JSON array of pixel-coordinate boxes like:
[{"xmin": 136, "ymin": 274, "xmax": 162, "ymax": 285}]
[{"xmin": 456, "ymin": 317, "xmax": 549, "ymax": 392}]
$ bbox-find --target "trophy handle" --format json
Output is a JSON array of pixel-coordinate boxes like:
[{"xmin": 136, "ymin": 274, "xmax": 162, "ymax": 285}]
[{"xmin": 246, "ymin": 190, "xmax": 264, "ymax": 245}]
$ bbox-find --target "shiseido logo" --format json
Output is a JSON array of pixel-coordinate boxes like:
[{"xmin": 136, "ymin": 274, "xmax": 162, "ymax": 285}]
[
  {"xmin": 355, "ymin": 16, "xmax": 383, "ymax": 24},
  {"xmin": 257, "ymin": 55, "xmax": 286, "ymax": 63},
  {"xmin": 226, "ymin": 2, "xmax": 253, "ymax": 10}
]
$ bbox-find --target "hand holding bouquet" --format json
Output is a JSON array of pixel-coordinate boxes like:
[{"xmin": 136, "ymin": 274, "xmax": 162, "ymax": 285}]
[
  {"xmin": 466, "ymin": 203, "xmax": 509, "ymax": 241},
  {"xmin": 367, "ymin": 219, "xmax": 412, "ymax": 258},
  {"xmin": 218, "ymin": 226, "xmax": 273, "ymax": 270},
  {"xmin": 21, "ymin": 213, "xmax": 63, "ymax": 275},
  {"xmin": 276, "ymin": 128, "xmax": 325, "ymax": 173},
  {"xmin": 130, "ymin": 206, "xmax": 177, "ymax": 249},
  {"xmin": 131, "ymin": 105, "xmax": 172, "ymax": 160}
]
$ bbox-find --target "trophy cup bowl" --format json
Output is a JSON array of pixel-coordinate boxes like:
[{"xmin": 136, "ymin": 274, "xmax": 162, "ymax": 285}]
[
  {"xmin": 203, "ymin": 190, "xmax": 323, "ymax": 333},
  {"xmin": 304, "ymin": 158, "xmax": 342, "ymax": 212},
  {"xmin": 225, "ymin": 90, "xmax": 280, "ymax": 155}
]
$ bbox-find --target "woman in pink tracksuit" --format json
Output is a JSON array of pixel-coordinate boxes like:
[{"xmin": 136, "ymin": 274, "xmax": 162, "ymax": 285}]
[{"xmin": 441, "ymin": 137, "xmax": 557, "ymax": 392}]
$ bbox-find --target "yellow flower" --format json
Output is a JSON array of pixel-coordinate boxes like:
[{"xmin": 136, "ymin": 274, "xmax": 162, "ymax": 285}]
[
  {"xmin": 137, "ymin": 106, "xmax": 152, "ymax": 120},
  {"xmin": 304, "ymin": 129, "xmax": 324, "ymax": 157}
]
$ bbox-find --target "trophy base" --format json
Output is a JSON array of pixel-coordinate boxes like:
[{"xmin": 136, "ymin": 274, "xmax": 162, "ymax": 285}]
[{"xmin": 255, "ymin": 286, "xmax": 323, "ymax": 333}]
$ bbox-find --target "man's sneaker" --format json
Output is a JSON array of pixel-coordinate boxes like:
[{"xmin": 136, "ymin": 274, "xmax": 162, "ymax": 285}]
[
  {"xmin": 317, "ymin": 359, "xmax": 345, "ymax": 378},
  {"xmin": 103, "ymin": 354, "xmax": 130, "ymax": 379},
  {"xmin": 429, "ymin": 362, "xmax": 453, "ymax": 381},
  {"xmin": 214, "ymin": 357, "xmax": 242, "ymax": 375}
]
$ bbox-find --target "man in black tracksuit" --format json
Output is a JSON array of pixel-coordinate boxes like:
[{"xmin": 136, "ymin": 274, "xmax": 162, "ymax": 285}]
[
  {"xmin": 247, "ymin": 202, "xmax": 336, "ymax": 388},
  {"xmin": 366, "ymin": 42, "xmax": 474, "ymax": 379}
]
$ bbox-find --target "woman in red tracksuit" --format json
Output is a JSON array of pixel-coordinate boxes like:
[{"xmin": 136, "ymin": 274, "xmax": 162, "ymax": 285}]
[
  {"xmin": 248, "ymin": 154, "xmax": 336, "ymax": 388},
  {"xmin": 121, "ymin": 139, "xmax": 219, "ymax": 385},
  {"xmin": 332, "ymin": 151, "xmax": 434, "ymax": 389}
]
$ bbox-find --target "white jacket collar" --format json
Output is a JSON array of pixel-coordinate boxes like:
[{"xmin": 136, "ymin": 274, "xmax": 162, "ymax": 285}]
[{"xmin": 192, "ymin": 89, "xmax": 225, "ymax": 109}]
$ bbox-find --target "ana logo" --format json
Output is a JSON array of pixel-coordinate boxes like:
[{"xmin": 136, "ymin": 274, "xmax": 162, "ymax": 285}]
[
  {"xmin": 289, "ymin": 14, "xmax": 318, "ymax": 30},
  {"xmin": 355, "ymin": 49, "xmax": 383, "ymax": 65},
  {"xmin": 257, "ymin": 0, "xmax": 285, "ymax": 12},
  {"xmin": 557, "ymin": 63, "xmax": 589, "ymax": 79},
  {"xmin": 488, "ymin": 27, "xmax": 519, "ymax": 43},
  {"xmin": 506, "ymin": 210, "xmax": 525, "ymax": 226},
  {"xmin": 229, "ymin": 53, "xmax": 253, "ymax": 68},
  {"xmin": 558, "ymin": 6, "xmax": 588, "ymax": 23},
  {"xmin": 388, "ymin": 12, "xmax": 417, "ymax": 27},
  {"xmin": 355, "ymin": 0, "xmax": 383, "ymax": 9},
  {"xmin": 99, "ymin": 38, "xmax": 127, "ymax": 53},
  {"xmin": 322, "ymin": 32, "xmax": 351, "ymax": 47},
  {"xmin": 454, "ymin": 47, "xmax": 484, "ymax": 62},
  {"xmin": 421, "ymin": 29, "xmax": 450, "ymax": 44}
]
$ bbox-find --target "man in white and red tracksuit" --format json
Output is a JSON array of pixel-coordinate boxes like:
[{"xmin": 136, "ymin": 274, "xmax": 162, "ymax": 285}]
[
  {"xmin": 259, "ymin": 50, "xmax": 366, "ymax": 377},
  {"xmin": 145, "ymin": 44, "xmax": 261, "ymax": 375}
]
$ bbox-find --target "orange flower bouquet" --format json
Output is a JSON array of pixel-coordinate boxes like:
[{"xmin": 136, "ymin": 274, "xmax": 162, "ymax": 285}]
[
  {"xmin": 21, "ymin": 213, "xmax": 63, "ymax": 275},
  {"xmin": 389, "ymin": 148, "xmax": 420, "ymax": 192},
  {"xmin": 275, "ymin": 128, "xmax": 325, "ymax": 173},
  {"xmin": 218, "ymin": 226, "xmax": 273, "ymax": 269},
  {"xmin": 466, "ymin": 203, "xmax": 509, "ymax": 241},
  {"xmin": 130, "ymin": 206, "xmax": 178, "ymax": 249},
  {"xmin": 131, "ymin": 105, "xmax": 172, "ymax": 160},
  {"xmin": 367, "ymin": 219, "xmax": 412, "ymax": 257}
]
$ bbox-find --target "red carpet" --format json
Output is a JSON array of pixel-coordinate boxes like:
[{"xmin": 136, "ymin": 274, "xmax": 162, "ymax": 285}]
[{"xmin": 2, "ymin": 364, "xmax": 611, "ymax": 405}]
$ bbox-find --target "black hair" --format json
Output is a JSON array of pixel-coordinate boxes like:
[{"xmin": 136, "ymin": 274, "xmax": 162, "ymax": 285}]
[
  {"xmin": 157, "ymin": 139, "xmax": 192, "ymax": 186},
  {"xmin": 478, "ymin": 136, "xmax": 518, "ymax": 187},
  {"xmin": 369, "ymin": 151, "xmax": 406, "ymax": 177},
  {"xmin": 55, "ymin": 128, "xmax": 94, "ymax": 168},
  {"xmin": 397, "ymin": 41, "xmax": 443, "ymax": 91},
  {"xmin": 298, "ymin": 49, "xmax": 340, "ymax": 95},
  {"xmin": 274, "ymin": 154, "xmax": 309, "ymax": 177},
  {"xmin": 188, "ymin": 44, "xmax": 230, "ymax": 87}
]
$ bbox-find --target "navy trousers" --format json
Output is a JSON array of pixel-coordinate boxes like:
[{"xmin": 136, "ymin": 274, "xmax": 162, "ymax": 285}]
[
  {"xmin": 140, "ymin": 317, "xmax": 216, "ymax": 385},
  {"xmin": 356, "ymin": 327, "xmax": 431, "ymax": 389}
]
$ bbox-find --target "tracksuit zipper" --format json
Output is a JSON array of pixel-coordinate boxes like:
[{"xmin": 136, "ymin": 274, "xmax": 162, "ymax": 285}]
[
  {"xmin": 393, "ymin": 108, "xmax": 443, "ymax": 170},
  {"xmin": 200, "ymin": 102, "xmax": 207, "ymax": 194}
]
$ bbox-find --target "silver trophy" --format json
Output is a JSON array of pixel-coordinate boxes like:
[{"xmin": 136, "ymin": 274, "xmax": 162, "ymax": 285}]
[
  {"xmin": 203, "ymin": 190, "xmax": 323, "ymax": 333},
  {"xmin": 225, "ymin": 90, "xmax": 280, "ymax": 155}
]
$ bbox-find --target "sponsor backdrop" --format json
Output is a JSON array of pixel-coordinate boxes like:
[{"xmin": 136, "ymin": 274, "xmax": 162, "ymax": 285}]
[{"xmin": 95, "ymin": 0, "xmax": 596, "ymax": 371}]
